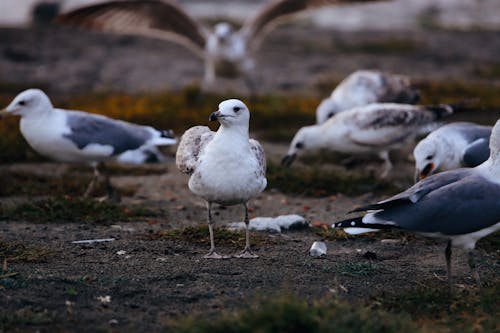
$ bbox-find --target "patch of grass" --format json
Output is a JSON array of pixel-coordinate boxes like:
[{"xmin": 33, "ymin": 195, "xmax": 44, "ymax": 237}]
[
  {"xmin": 147, "ymin": 225, "xmax": 273, "ymax": 247},
  {"xmin": 0, "ymin": 197, "xmax": 162, "ymax": 223},
  {"xmin": 171, "ymin": 294, "xmax": 421, "ymax": 333},
  {"xmin": 0, "ymin": 307, "xmax": 55, "ymax": 330},
  {"xmin": 334, "ymin": 38, "xmax": 419, "ymax": 55},
  {"xmin": 374, "ymin": 284, "xmax": 500, "ymax": 332},
  {"xmin": 266, "ymin": 161, "xmax": 400, "ymax": 197},
  {"xmin": 0, "ymin": 240, "xmax": 50, "ymax": 263}
]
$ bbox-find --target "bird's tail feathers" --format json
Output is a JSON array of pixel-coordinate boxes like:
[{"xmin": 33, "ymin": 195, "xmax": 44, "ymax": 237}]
[
  {"xmin": 424, "ymin": 104, "xmax": 454, "ymax": 119},
  {"xmin": 332, "ymin": 216, "xmax": 398, "ymax": 235}
]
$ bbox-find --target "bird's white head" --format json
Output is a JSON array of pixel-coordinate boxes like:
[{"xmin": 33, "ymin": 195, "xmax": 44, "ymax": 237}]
[
  {"xmin": 316, "ymin": 97, "xmax": 339, "ymax": 124},
  {"xmin": 209, "ymin": 99, "xmax": 250, "ymax": 129},
  {"xmin": 413, "ymin": 138, "xmax": 441, "ymax": 182},
  {"xmin": 281, "ymin": 125, "xmax": 319, "ymax": 167},
  {"xmin": 1, "ymin": 89, "xmax": 53, "ymax": 118},
  {"xmin": 213, "ymin": 22, "xmax": 234, "ymax": 42}
]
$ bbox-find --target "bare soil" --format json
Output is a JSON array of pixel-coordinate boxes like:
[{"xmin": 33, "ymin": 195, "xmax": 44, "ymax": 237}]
[{"xmin": 0, "ymin": 24, "xmax": 499, "ymax": 332}]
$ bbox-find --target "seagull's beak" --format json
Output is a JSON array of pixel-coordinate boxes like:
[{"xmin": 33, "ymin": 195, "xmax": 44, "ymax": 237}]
[
  {"xmin": 209, "ymin": 111, "xmax": 221, "ymax": 122},
  {"xmin": 415, "ymin": 162, "xmax": 435, "ymax": 182},
  {"xmin": 281, "ymin": 154, "xmax": 296, "ymax": 167}
]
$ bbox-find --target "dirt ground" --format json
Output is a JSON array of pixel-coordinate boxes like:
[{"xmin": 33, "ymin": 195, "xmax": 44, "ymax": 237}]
[{"xmin": 0, "ymin": 23, "xmax": 499, "ymax": 332}]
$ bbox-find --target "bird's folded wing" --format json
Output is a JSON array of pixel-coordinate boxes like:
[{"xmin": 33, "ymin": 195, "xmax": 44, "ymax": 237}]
[
  {"xmin": 175, "ymin": 126, "xmax": 214, "ymax": 175},
  {"xmin": 250, "ymin": 139, "xmax": 266, "ymax": 177},
  {"xmin": 349, "ymin": 169, "xmax": 472, "ymax": 213},
  {"xmin": 241, "ymin": 0, "xmax": 382, "ymax": 48},
  {"xmin": 58, "ymin": 0, "xmax": 208, "ymax": 56},
  {"xmin": 463, "ymin": 138, "xmax": 490, "ymax": 167}
]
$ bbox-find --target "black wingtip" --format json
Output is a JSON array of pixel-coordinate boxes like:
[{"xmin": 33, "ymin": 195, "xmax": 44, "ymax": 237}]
[
  {"xmin": 161, "ymin": 129, "xmax": 175, "ymax": 139},
  {"xmin": 425, "ymin": 104, "xmax": 453, "ymax": 119}
]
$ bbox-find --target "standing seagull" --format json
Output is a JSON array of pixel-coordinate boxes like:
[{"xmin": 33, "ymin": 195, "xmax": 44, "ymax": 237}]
[
  {"xmin": 316, "ymin": 70, "xmax": 420, "ymax": 124},
  {"xmin": 413, "ymin": 122, "xmax": 491, "ymax": 181},
  {"xmin": 333, "ymin": 119, "xmax": 500, "ymax": 286},
  {"xmin": 57, "ymin": 0, "xmax": 380, "ymax": 88},
  {"xmin": 176, "ymin": 99, "xmax": 267, "ymax": 259},
  {"xmin": 0, "ymin": 89, "xmax": 176, "ymax": 199},
  {"xmin": 282, "ymin": 103, "xmax": 453, "ymax": 177}
]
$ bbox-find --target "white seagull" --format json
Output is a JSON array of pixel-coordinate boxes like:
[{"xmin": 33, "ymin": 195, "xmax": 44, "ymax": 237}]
[
  {"xmin": 333, "ymin": 119, "xmax": 500, "ymax": 286},
  {"xmin": 316, "ymin": 70, "xmax": 420, "ymax": 124},
  {"xmin": 176, "ymin": 99, "xmax": 267, "ymax": 259},
  {"xmin": 282, "ymin": 103, "xmax": 453, "ymax": 178},
  {"xmin": 57, "ymin": 0, "xmax": 380, "ymax": 88},
  {"xmin": 0, "ymin": 89, "xmax": 176, "ymax": 199},
  {"xmin": 413, "ymin": 122, "xmax": 491, "ymax": 181}
]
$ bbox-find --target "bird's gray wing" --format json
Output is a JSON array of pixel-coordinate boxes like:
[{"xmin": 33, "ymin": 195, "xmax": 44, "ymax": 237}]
[
  {"xmin": 63, "ymin": 111, "xmax": 152, "ymax": 155},
  {"xmin": 463, "ymin": 138, "xmax": 490, "ymax": 167},
  {"xmin": 57, "ymin": 0, "xmax": 208, "ymax": 56},
  {"xmin": 250, "ymin": 139, "xmax": 266, "ymax": 178},
  {"xmin": 345, "ymin": 104, "xmax": 452, "ymax": 147},
  {"xmin": 175, "ymin": 126, "xmax": 214, "ymax": 175},
  {"xmin": 374, "ymin": 174, "xmax": 500, "ymax": 235},
  {"xmin": 241, "ymin": 0, "xmax": 381, "ymax": 47},
  {"xmin": 350, "ymin": 168, "xmax": 473, "ymax": 212}
]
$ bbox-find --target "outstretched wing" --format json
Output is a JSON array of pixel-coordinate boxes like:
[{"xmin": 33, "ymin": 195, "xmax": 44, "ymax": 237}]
[
  {"xmin": 241, "ymin": 0, "xmax": 381, "ymax": 47},
  {"xmin": 175, "ymin": 126, "xmax": 214, "ymax": 175},
  {"xmin": 58, "ymin": 0, "xmax": 208, "ymax": 56},
  {"xmin": 250, "ymin": 139, "xmax": 266, "ymax": 178}
]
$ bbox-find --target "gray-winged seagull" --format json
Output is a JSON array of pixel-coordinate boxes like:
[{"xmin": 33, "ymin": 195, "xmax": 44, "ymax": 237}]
[
  {"xmin": 282, "ymin": 103, "xmax": 453, "ymax": 178},
  {"xmin": 316, "ymin": 70, "xmax": 420, "ymax": 124},
  {"xmin": 413, "ymin": 122, "xmax": 491, "ymax": 181},
  {"xmin": 57, "ymin": 0, "xmax": 381, "ymax": 88},
  {"xmin": 176, "ymin": 99, "xmax": 266, "ymax": 259},
  {"xmin": 0, "ymin": 89, "xmax": 176, "ymax": 199},
  {"xmin": 333, "ymin": 119, "xmax": 500, "ymax": 286}
]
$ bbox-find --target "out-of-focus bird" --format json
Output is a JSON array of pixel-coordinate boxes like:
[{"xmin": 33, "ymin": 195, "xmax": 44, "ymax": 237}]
[
  {"xmin": 176, "ymin": 99, "xmax": 266, "ymax": 259},
  {"xmin": 57, "ymin": 0, "xmax": 381, "ymax": 89},
  {"xmin": 0, "ymin": 89, "xmax": 176, "ymax": 199},
  {"xmin": 282, "ymin": 103, "xmax": 453, "ymax": 177},
  {"xmin": 316, "ymin": 70, "xmax": 420, "ymax": 124},
  {"xmin": 333, "ymin": 119, "xmax": 500, "ymax": 286},
  {"xmin": 413, "ymin": 122, "xmax": 491, "ymax": 181}
]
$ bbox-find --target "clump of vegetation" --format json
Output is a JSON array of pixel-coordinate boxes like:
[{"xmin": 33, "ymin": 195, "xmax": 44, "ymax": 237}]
[
  {"xmin": 148, "ymin": 225, "xmax": 273, "ymax": 247},
  {"xmin": 334, "ymin": 38, "xmax": 419, "ymax": 55},
  {"xmin": 171, "ymin": 294, "xmax": 421, "ymax": 333},
  {"xmin": 266, "ymin": 161, "xmax": 400, "ymax": 197},
  {"xmin": 0, "ymin": 240, "xmax": 50, "ymax": 263},
  {"xmin": 0, "ymin": 307, "xmax": 55, "ymax": 331},
  {"xmin": 0, "ymin": 197, "xmax": 161, "ymax": 223}
]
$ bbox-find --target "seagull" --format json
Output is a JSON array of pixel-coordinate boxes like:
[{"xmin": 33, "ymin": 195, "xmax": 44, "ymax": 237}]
[
  {"xmin": 333, "ymin": 119, "xmax": 500, "ymax": 286},
  {"xmin": 316, "ymin": 70, "xmax": 420, "ymax": 124},
  {"xmin": 176, "ymin": 99, "xmax": 267, "ymax": 259},
  {"xmin": 413, "ymin": 122, "xmax": 491, "ymax": 181},
  {"xmin": 0, "ymin": 89, "xmax": 176, "ymax": 199},
  {"xmin": 57, "ymin": 0, "xmax": 381, "ymax": 89},
  {"xmin": 282, "ymin": 103, "xmax": 453, "ymax": 178}
]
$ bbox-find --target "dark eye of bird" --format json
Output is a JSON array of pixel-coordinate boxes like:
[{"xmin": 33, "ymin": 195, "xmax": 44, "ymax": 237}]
[
  {"xmin": 233, "ymin": 106, "xmax": 241, "ymax": 112},
  {"xmin": 295, "ymin": 142, "xmax": 304, "ymax": 149},
  {"xmin": 18, "ymin": 100, "xmax": 26, "ymax": 106},
  {"xmin": 327, "ymin": 112, "xmax": 334, "ymax": 119},
  {"xmin": 426, "ymin": 155, "xmax": 433, "ymax": 160}
]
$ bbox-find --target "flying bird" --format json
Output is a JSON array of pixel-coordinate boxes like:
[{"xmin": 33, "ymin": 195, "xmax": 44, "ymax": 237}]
[
  {"xmin": 413, "ymin": 122, "xmax": 491, "ymax": 181},
  {"xmin": 57, "ymin": 0, "xmax": 381, "ymax": 89},
  {"xmin": 0, "ymin": 89, "xmax": 176, "ymax": 199},
  {"xmin": 282, "ymin": 103, "xmax": 453, "ymax": 178},
  {"xmin": 176, "ymin": 99, "xmax": 267, "ymax": 259},
  {"xmin": 333, "ymin": 119, "xmax": 500, "ymax": 286},
  {"xmin": 316, "ymin": 70, "xmax": 420, "ymax": 124}
]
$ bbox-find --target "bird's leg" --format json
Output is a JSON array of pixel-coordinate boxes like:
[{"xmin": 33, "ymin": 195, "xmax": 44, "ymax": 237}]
[
  {"xmin": 94, "ymin": 162, "xmax": 120, "ymax": 203},
  {"xmin": 204, "ymin": 202, "xmax": 228, "ymax": 259},
  {"xmin": 445, "ymin": 240, "xmax": 452, "ymax": 288},
  {"xmin": 378, "ymin": 151, "xmax": 393, "ymax": 178},
  {"xmin": 467, "ymin": 249, "xmax": 481, "ymax": 288},
  {"xmin": 234, "ymin": 203, "xmax": 258, "ymax": 259},
  {"xmin": 203, "ymin": 59, "xmax": 216, "ymax": 87},
  {"xmin": 83, "ymin": 162, "xmax": 100, "ymax": 198}
]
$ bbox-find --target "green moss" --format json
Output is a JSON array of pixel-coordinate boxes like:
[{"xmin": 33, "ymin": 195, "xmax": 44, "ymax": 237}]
[
  {"xmin": 266, "ymin": 161, "xmax": 400, "ymax": 197},
  {"xmin": 0, "ymin": 197, "xmax": 162, "ymax": 223}
]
